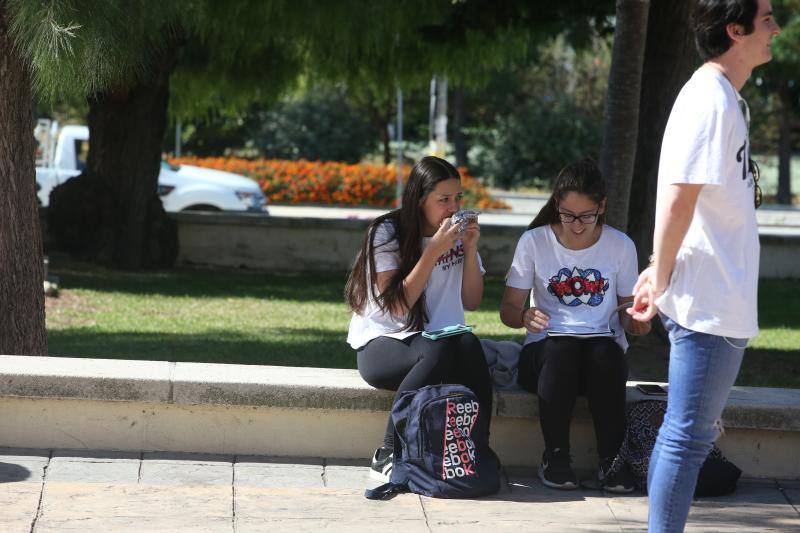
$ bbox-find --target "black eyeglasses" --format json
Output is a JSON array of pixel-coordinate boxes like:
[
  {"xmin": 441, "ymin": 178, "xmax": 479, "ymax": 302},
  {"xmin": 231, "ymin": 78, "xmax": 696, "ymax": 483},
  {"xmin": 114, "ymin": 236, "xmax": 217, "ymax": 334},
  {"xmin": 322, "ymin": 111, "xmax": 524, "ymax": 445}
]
[
  {"xmin": 750, "ymin": 158, "xmax": 762, "ymax": 209},
  {"xmin": 558, "ymin": 210, "xmax": 599, "ymax": 224}
]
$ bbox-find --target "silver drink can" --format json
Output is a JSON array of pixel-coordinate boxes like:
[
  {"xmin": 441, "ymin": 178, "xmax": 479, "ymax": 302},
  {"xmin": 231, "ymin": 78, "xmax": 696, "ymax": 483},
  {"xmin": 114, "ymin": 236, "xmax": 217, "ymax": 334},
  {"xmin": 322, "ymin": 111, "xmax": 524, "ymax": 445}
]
[{"xmin": 451, "ymin": 209, "xmax": 480, "ymax": 231}]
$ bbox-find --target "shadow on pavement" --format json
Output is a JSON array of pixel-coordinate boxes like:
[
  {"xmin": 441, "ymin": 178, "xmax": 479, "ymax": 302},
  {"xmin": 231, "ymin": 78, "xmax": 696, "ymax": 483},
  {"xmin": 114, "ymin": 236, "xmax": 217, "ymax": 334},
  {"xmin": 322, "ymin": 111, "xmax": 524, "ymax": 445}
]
[{"xmin": 0, "ymin": 462, "xmax": 33, "ymax": 483}]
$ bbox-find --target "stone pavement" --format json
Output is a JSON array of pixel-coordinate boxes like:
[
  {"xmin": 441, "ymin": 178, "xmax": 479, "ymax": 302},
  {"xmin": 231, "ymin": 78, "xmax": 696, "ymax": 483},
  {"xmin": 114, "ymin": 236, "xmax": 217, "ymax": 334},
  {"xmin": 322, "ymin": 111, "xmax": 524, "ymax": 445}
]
[{"xmin": 1, "ymin": 448, "xmax": 798, "ymax": 532}]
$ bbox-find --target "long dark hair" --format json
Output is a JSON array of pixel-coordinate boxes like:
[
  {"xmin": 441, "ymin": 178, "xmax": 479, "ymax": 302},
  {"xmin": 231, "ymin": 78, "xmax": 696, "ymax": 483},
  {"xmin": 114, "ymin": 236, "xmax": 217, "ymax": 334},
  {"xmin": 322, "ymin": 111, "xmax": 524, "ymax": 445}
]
[
  {"xmin": 528, "ymin": 157, "xmax": 607, "ymax": 230},
  {"xmin": 345, "ymin": 156, "xmax": 461, "ymax": 331}
]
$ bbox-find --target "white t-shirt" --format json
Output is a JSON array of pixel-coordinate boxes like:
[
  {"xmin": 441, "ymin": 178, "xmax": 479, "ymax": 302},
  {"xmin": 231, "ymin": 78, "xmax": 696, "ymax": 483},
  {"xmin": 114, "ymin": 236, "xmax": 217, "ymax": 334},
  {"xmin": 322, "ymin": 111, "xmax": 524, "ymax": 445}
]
[
  {"xmin": 506, "ymin": 225, "xmax": 639, "ymax": 351},
  {"xmin": 655, "ymin": 67, "xmax": 759, "ymax": 339},
  {"xmin": 347, "ymin": 220, "xmax": 485, "ymax": 349}
]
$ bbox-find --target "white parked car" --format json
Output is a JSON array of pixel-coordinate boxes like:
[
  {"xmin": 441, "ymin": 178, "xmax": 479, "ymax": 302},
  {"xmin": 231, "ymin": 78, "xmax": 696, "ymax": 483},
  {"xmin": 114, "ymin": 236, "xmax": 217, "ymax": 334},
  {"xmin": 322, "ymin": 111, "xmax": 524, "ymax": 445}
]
[{"xmin": 35, "ymin": 120, "xmax": 267, "ymax": 213}]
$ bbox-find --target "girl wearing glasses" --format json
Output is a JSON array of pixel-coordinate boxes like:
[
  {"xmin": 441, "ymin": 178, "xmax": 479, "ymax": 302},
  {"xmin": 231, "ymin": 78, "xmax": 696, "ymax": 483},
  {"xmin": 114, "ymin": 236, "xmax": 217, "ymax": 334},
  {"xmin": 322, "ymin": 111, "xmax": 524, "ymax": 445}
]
[{"xmin": 499, "ymin": 158, "xmax": 651, "ymax": 492}]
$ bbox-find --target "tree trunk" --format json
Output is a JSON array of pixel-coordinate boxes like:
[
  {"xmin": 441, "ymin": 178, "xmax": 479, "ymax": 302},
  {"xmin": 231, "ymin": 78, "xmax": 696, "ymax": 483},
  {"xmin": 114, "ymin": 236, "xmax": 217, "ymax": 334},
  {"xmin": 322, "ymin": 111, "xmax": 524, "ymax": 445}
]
[
  {"xmin": 627, "ymin": 0, "xmax": 695, "ymax": 269},
  {"xmin": 48, "ymin": 40, "xmax": 180, "ymax": 269},
  {"xmin": 776, "ymin": 84, "xmax": 793, "ymax": 205},
  {"xmin": 0, "ymin": 1, "xmax": 47, "ymax": 355},
  {"xmin": 600, "ymin": 0, "xmax": 650, "ymax": 232},
  {"xmin": 453, "ymin": 86, "xmax": 468, "ymax": 168}
]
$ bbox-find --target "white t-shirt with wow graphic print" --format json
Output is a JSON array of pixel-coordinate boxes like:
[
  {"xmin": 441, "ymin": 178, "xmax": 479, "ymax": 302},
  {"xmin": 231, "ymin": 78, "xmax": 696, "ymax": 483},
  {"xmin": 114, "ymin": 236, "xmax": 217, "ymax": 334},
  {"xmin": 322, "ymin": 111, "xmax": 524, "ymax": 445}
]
[
  {"xmin": 347, "ymin": 220, "xmax": 485, "ymax": 350},
  {"xmin": 506, "ymin": 225, "xmax": 639, "ymax": 351}
]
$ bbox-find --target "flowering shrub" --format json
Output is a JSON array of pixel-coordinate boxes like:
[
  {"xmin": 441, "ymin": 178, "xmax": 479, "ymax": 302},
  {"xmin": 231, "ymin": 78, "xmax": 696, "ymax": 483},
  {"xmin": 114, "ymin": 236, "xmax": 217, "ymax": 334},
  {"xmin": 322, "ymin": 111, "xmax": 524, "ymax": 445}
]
[{"xmin": 168, "ymin": 156, "xmax": 509, "ymax": 210}]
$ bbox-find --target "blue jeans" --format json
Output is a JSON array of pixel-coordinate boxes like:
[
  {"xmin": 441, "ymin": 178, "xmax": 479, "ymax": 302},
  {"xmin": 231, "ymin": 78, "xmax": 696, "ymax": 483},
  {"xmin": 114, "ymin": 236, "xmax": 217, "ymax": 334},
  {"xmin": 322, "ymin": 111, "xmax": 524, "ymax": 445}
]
[{"xmin": 647, "ymin": 315, "xmax": 747, "ymax": 533}]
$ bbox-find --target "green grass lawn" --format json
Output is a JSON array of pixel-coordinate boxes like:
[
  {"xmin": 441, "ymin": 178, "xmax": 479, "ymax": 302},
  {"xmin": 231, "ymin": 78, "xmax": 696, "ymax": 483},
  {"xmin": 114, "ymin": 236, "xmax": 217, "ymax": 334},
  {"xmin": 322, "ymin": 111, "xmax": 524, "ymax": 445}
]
[{"xmin": 46, "ymin": 260, "xmax": 800, "ymax": 388}]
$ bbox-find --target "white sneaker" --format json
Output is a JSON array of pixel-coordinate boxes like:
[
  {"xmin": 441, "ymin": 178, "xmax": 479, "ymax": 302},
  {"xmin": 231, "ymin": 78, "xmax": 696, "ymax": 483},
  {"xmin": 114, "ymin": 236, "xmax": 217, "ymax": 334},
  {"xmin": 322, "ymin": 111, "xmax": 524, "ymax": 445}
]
[{"xmin": 370, "ymin": 447, "xmax": 393, "ymax": 482}]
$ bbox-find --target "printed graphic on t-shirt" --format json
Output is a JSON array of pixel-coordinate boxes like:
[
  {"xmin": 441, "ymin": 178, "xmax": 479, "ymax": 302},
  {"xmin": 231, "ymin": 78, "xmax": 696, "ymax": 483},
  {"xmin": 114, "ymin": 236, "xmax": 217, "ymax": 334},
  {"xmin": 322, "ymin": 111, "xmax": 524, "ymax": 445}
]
[
  {"xmin": 547, "ymin": 267, "xmax": 609, "ymax": 307},
  {"xmin": 735, "ymin": 139, "xmax": 756, "ymax": 190},
  {"xmin": 435, "ymin": 243, "xmax": 465, "ymax": 272}
]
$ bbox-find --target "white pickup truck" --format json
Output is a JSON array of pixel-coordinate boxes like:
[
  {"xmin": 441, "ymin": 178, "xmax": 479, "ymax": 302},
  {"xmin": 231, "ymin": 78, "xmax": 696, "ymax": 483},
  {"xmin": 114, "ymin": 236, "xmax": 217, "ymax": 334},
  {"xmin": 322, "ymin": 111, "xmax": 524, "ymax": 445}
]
[{"xmin": 35, "ymin": 119, "xmax": 267, "ymax": 213}]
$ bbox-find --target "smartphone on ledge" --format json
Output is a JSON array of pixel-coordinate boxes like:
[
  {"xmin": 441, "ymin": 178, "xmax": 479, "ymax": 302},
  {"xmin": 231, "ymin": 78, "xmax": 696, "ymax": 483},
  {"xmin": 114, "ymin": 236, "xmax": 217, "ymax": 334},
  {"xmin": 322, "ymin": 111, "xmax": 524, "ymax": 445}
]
[{"xmin": 636, "ymin": 383, "xmax": 668, "ymax": 396}]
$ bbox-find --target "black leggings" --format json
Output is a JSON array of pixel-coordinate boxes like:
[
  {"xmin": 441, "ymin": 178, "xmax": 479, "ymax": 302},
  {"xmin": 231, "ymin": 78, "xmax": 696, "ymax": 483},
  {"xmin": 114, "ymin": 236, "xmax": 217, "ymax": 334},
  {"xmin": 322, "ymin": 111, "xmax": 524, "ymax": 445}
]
[
  {"xmin": 357, "ymin": 332, "xmax": 493, "ymax": 451},
  {"xmin": 517, "ymin": 336, "xmax": 628, "ymax": 460}
]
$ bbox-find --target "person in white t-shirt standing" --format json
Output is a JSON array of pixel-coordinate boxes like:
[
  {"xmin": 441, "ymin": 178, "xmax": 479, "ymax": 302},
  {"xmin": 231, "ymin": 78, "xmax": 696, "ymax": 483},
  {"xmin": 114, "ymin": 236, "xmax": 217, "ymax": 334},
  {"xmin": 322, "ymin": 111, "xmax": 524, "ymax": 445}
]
[
  {"xmin": 628, "ymin": 1, "xmax": 780, "ymax": 531},
  {"xmin": 345, "ymin": 156, "xmax": 492, "ymax": 483},
  {"xmin": 500, "ymin": 158, "xmax": 651, "ymax": 492}
]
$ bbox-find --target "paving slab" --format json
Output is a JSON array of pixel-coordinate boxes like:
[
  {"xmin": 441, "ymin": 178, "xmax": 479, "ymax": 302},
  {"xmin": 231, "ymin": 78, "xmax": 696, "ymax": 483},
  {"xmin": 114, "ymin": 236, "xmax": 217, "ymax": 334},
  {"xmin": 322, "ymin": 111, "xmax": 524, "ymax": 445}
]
[
  {"xmin": 35, "ymin": 482, "xmax": 232, "ymax": 531},
  {"xmin": 236, "ymin": 455, "xmax": 322, "ymax": 466},
  {"xmin": 36, "ymin": 517, "xmax": 234, "ymax": 532},
  {"xmin": 607, "ymin": 483, "xmax": 800, "ymax": 532},
  {"xmin": 52, "ymin": 449, "xmax": 140, "ymax": 462},
  {"xmin": 601, "ymin": 492, "xmax": 649, "ymax": 531},
  {"xmin": 234, "ymin": 486, "xmax": 424, "ymax": 522},
  {"xmin": 428, "ymin": 519, "xmax": 621, "ymax": 533},
  {"xmin": 778, "ymin": 479, "xmax": 800, "ymax": 517},
  {"xmin": 235, "ymin": 463, "xmax": 323, "ymax": 488},
  {"xmin": 324, "ymin": 459, "xmax": 378, "ymax": 490},
  {"xmin": 139, "ymin": 461, "xmax": 233, "ymax": 486},
  {"xmin": 143, "ymin": 452, "xmax": 234, "ymax": 464},
  {"xmin": 236, "ymin": 517, "xmax": 430, "ymax": 533},
  {"xmin": 48, "ymin": 450, "xmax": 140, "ymax": 484},
  {"xmin": 46, "ymin": 458, "xmax": 140, "ymax": 484},
  {"xmin": 0, "ymin": 447, "xmax": 49, "ymax": 483},
  {"xmin": 781, "ymin": 489, "xmax": 800, "ymax": 517},
  {"xmin": 423, "ymin": 499, "xmax": 623, "ymax": 532},
  {"xmin": 0, "ymin": 481, "xmax": 42, "ymax": 532},
  {"xmin": 686, "ymin": 482, "xmax": 800, "ymax": 531},
  {"xmin": 778, "ymin": 479, "xmax": 800, "ymax": 515},
  {"xmin": 0, "ymin": 459, "xmax": 46, "ymax": 483},
  {"xmin": 2, "ymin": 450, "xmax": 795, "ymax": 531},
  {"xmin": 424, "ymin": 473, "xmax": 620, "ymax": 531}
]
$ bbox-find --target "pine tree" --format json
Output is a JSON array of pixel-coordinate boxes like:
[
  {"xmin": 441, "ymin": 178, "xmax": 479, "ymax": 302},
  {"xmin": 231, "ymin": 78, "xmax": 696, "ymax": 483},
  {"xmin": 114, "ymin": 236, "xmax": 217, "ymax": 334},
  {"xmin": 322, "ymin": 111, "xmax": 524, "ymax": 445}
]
[{"xmin": 0, "ymin": 0, "xmax": 47, "ymax": 355}]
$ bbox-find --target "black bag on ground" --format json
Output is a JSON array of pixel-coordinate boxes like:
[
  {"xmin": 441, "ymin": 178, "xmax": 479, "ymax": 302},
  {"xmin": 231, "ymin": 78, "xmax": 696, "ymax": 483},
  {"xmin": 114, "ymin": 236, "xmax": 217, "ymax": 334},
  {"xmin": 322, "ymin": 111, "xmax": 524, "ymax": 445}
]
[
  {"xmin": 365, "ymin": 384, "xmax": 501, "ymax": 500},
  {"xmin": 611, "ymin": 399, "xmax": 741, "ymax": 497}
]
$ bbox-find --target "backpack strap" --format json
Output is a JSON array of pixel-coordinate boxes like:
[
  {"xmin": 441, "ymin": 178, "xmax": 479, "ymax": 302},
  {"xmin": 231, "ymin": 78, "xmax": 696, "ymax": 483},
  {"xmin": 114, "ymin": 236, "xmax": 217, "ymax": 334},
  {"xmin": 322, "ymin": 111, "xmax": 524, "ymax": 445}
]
[{"xmin": 364, "ymin": 482, "xmax": 407, "ymax": 500}]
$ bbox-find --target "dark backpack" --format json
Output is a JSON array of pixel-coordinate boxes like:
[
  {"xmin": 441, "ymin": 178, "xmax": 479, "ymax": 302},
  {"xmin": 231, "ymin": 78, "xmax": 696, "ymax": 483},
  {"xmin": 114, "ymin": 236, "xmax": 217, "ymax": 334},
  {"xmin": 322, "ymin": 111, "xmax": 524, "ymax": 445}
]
[
  {"xmin": 612, "ymin": 399, "xmax": 742, "ymax": 497},
  {"xmin": 365, "ymin": 384, "xmax": 501, "ymax": 499}
]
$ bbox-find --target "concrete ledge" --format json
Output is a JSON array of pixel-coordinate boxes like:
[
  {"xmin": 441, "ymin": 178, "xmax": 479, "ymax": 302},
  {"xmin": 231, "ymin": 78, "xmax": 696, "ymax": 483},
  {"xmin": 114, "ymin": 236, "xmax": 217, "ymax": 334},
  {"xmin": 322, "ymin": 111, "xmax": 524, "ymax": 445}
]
[
  {"xmin": 4, "ymin": 356, "xmax": 797, "ymax": 430},
  {"xmin": 0, "ymin": 356, "xmax": 172, "ymax": 403},
  {"xmin": 1, "ymin": 355, "xmax": 799, "ymax": 478},
  {"xmin": 172, "ymin": 363, "xmax": 393, "ymax": 411}
]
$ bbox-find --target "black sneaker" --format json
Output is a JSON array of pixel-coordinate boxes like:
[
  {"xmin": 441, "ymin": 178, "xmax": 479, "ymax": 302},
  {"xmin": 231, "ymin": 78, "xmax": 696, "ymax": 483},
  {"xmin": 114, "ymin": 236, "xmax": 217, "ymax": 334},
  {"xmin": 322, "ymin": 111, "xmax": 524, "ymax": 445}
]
[
  {"xmin": 370, "ymin": 447, "xmax": 393, "ymax": 482},
  {"xmin": 538, "ymin": 448, "xmax": 578, "ymax": 490},
  {"xmin": 598, "ymin": 458, "xmax": 636, "ymax": 493}
]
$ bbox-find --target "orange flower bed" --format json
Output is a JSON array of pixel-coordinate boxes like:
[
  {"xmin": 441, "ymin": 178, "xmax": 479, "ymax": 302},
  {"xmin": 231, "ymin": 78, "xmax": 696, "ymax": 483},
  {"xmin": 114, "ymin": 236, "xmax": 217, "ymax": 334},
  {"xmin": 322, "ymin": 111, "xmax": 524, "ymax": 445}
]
[{"xmin": 168, "ymin": 156, "xmax": 509, "ymax": 210}]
